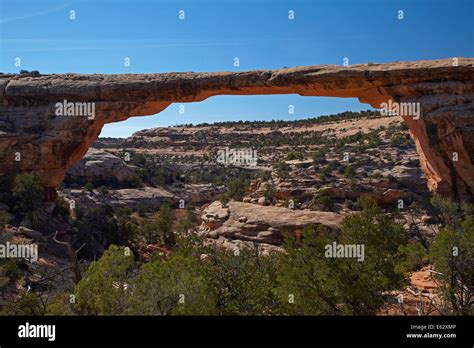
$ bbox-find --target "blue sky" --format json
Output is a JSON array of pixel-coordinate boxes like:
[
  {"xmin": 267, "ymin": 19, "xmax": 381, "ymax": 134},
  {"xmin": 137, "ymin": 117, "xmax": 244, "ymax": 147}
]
[{"xmin": 1, "ymin": 0, "xmax": 473, "ymax": 137}]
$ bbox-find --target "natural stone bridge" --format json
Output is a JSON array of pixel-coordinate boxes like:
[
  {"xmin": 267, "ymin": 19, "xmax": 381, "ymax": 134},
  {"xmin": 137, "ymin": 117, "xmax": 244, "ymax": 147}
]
[{"xmin": 0, "ymin": 58, "xmax": 473, "ymax": 201}]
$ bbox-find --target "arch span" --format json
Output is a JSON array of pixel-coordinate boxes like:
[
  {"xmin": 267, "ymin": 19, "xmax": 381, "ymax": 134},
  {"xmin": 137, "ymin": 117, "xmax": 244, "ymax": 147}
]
[{"xmin": 0, "ymin": 58, "xmax": 473, "ymax": 200}]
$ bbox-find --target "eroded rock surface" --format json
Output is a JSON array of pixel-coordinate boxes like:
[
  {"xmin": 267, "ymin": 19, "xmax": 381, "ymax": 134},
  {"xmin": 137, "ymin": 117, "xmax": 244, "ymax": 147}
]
[
  {"xmin": 65, "ymin": 148, "xmax": 136, "ymax": 185},
  {"xmin": 1, "ymin": 58, "xmax": 473, "ymax": 200},
  {"xmin": 200, "ymin": 201, "xmax": 343, "ymax": 245},
  {"xmin": 61, "ymin": 184, "xmax": 224, "ymax": 210}
]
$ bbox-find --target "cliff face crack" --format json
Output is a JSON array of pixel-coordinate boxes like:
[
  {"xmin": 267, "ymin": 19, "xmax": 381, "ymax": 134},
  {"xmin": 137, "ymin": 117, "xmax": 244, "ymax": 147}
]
[{"xmin": 0, "ymin": 58, "xmax": 473, "ymax": 201}]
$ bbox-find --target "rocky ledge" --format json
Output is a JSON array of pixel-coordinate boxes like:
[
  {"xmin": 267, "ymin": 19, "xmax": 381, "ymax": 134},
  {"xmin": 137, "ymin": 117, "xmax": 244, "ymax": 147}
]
[{"xmin": 200, "ymin": 201, "xmax": 343, "ymax": 245}]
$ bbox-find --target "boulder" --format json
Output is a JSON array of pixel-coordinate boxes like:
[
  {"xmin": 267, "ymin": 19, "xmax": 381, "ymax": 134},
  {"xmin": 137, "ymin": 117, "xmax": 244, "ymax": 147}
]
[
  {"xmin": 66, "ymin": 148, "xmax": 136, "ymax": 185},
  {"xmin": 200, "ymin": 201, "xmax": 344, "ymax": 245}
]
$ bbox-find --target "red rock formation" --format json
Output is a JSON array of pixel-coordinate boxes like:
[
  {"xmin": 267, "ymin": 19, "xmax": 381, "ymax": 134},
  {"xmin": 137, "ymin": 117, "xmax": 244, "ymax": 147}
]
[{"xmin": 0, "ymin": 58, "xmax": 473, "ymax": 200}]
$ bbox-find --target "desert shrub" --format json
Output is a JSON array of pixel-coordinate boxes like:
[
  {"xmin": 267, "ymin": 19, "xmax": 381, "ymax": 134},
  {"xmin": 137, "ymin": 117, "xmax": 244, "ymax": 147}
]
[
  {"xmin": 319, "ymin": 164, "xmax": 333, "ymax": 180},
  {"xmin": 428, "ymin": 199, "xmax": 473, "ymax": 315},
  {"xmin": 74, "ymin": 243, "xmax": 280, "ymax": 316},
  {"xmin": 136, "ymin": 203, "xmax": 176, "ymax": 247},
  {"xmin": 131, "ymin": 254, "xmax": 215, "ymax": 315},
  {"xmin": 46, "ymin": 293, "xmax": 77, "ymax": 315},
  {"xmin": 0, "ymin": 210, "xmax": 10, "ymax": 225},
  {"xmin": 115, "ymin": 207, "xmax": 138, "ymax": 243},
  {"xmin": 136, "ymin": 203, "xmax": 148, "ymax": 216},
  {"xmin": 19, "ymin": 69, "xmax": 40, "ymax": 77},
  {"xmin": 219, "ymin": 192, "xmax": 230, "ymax": 207},
  {"xmin": 263, "ymin": 182, "xmax": 277, "ymax": 202},
  {"xmin": 312, "ymin": 189, "xmax": 333, "ymax": 211},
  {"xmin": 312, "ymin": 149, "xmax": 326, "ymax": 163},
  {"xmin": 2, "ymin": 291, "xmax": 46, "ymax": 315},
  {"xmin": 69, "ymin": 198, "xmax": 420, "ymax": 316},
  {"xmin": 98, "ymin": 186, "xmax": 109, "ymax": 195},
  {"xmin": 12, "ymin": 173, "xmax": 44, "ymax": 227},
  {"xmin": 72, "ymin": 205, "xmax": 125, "ymax": 259},
  {"xmin": 0, "ymin": 258, "xmax": 20, "ymax": 297},
  {"xmin": 154, "ymin": 203, "xmax": 176, "ymax": 248},
  {"xmin": 396, "ymin": 242, "xmax": 427, "ymax": 273},
  {"xmin": 83, "ymin": 182, "xmax": 94, "ymax": 192},
  {"xmin": 278, "ymin": 197, "xmax": 409, "ymax": 315},
  {"xmin": 225, "ymin": 178, "xmax": 246, "ymax": 201},
  {"xmin": 75, "ymin": 245, "xmax": 135, "ymax": 315},
  {"xmin": 286, "ymin": 151, "xmax": 304, "ymax": 161},
  {"xmin": 276, "ymin": 161, "xmax": 290, "ymax": 179},
  {"xmin": 53, "ymin": 197, "xmax": 71, "ymax": 220},
  {"xmin": 125, "ymin": 175, "xmax": 143, "ymax": 188},
  {"xmin": 176, "ymin": 204, "xmax": 199, "ymax": 233},
  {"xmin": 343, "ymin": 165, "xmax": 355, "ymax": 178},
  {"xmin": 201, "ymin": 246, "xmax": 281, "ymax": 315}
]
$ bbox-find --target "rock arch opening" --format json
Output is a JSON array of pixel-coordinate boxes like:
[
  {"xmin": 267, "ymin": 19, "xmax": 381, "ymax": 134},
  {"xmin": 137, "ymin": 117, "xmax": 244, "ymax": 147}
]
[{"xmin": 0, "ymin": 58, "xmax": 473, "ymax": 201}]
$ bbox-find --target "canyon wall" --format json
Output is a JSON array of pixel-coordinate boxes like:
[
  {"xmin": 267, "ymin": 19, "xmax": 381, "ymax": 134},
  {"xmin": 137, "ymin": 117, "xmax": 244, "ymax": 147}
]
[{"xmin": 0, "ymin": 58, "xmax": 473, "ymax": 201}]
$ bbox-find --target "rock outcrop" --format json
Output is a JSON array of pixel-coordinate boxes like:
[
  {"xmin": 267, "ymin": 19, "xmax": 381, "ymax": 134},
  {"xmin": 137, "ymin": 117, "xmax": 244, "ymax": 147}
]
[
  {"xmin": 61, "ymin": 184, "xmax": 224, "ymax": 210},
  {"xmin": 1, "ymin": 58, "xmax": 473, "ymax": 200},
  {"xmin": 65, "ymin": 148, "xmax": 136, "ymax": 185},
  {"xmin": 200, "ymin": 201, "xmax": 343, "ymax": 245}
]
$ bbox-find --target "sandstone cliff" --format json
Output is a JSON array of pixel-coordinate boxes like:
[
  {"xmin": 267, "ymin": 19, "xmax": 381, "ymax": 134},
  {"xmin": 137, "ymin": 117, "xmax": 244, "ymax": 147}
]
[{"xmin": 0, "ymin": 58, "xmax": 473, "ymax": 200}]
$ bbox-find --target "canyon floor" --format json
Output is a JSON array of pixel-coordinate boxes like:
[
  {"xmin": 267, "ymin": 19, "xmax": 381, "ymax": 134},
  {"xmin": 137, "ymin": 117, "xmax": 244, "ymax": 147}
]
[{"xmin": 0, "ymin": 110, "xmax": 459, "ymax": 315}]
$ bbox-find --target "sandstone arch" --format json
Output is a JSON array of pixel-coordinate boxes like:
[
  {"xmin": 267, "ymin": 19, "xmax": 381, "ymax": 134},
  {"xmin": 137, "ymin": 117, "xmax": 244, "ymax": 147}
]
[{"xmin": 0, "ymin": 58, "xmax": 473, "ymax": 201}]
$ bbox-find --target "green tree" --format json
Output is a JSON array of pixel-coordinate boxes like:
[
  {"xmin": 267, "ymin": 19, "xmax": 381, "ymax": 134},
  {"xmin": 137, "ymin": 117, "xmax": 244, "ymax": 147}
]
[
  {"xmin": 286, "ymin": 151, "xmax": 304, "ymax": 161},
  {"xmin": 220, "ymin": 192, "xmax": 230, "ymax": 207},
  {"xmin": 0, "ymin": 232, "xmax": 20, "ymax": 297},
  {"xmin": 396, "ymin": 242, "xmax": 427, "ymax": 274},
  {"xmin": 176, "ymin": 204, "xmax": 199, "ymax": 233},
  {"xmin": 0, "ymin": 210, "xmax": 10, "ymax": 225},
  {"xmin": 98, "ymin": 185, "xmax": 109, "ymax": 196},
  {"xmin": 343, "ymin": 165, "xmax": 355, "ymax": 178},
  {"xmin": 72, "ymin": 205, "xmax": 124, "ymax": 259},
  {"xmin": 12, "ymin": 173, "xmax": 44, "ymax": 227},
  {"xmin": 312, "ymin": 189, "xmax": 333, "ymax": 211},
  {"xmin": 278, "ymin": 198, "xmax": 409, "ymax": 315},
  {"xmin": 226, "ymin": 178, "xmax": 246, "ymax": 201},
  {"xmin": 83, "ymin": 182, "xmax": 94, "ymax": 192},
  {"xmin": 138, "ymin": 222, "xmax": 156, "ymax": 244},
  {"xmin": 115, "ymin": 207, "xmax": 138, "ymax": 243},
  {"xmin": 429, "ymin": 199, "xmax": 473, "ymax": 315},
  {"xmin": 137, "ymin": 203, "xmax": 176, "ymax": 247},
  {"xmin": 155, "ymin": 203, "xmax": 176, "ymax": 248},
  {"xmin": 276, "ymin": 226, "xmax": 340, "ymax": 315},
  {"xmin": 131, "ymin": 254, "xmax": 215, "ymax": 315},
  {"xmin": 201, "ymin": 245, "xmax": 281, "ymax": 315},
  {"xmin": 319, "ymin": 164, "xmax": 333, "ymax": 180},
  {"xmin": 312, "ymin": 149, "xmax": 326, "ymax": 164},
  {"xmin": 75, "ymin": 245, "xmax": 135, "ymax": 315},
  {"xmin": 2, "ymin": 291, "xmax": 46, "ymax": 315},
  {"xmin": 0, "ymin": 164, "xmax": 20, "ymax": 204},
  {"xmin": 46, "ymin": 293, "xmax": 77, "ymax": 315},
  {"xmin": 263, "ymin": 182, "xmax": 277, "ymax": 202},
  {"xmin": 390, "ymin": 133, "xmax": 404, "ymax": 146}
]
